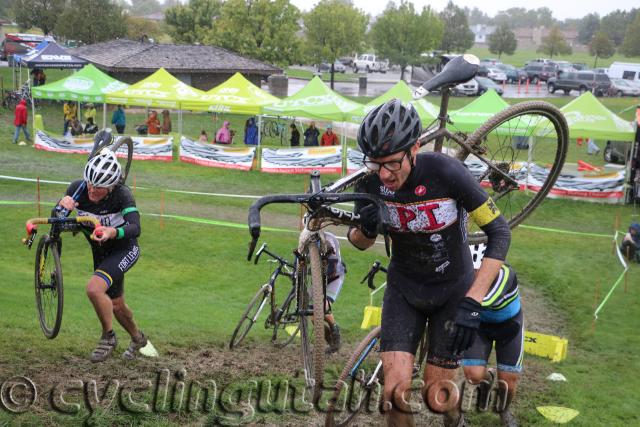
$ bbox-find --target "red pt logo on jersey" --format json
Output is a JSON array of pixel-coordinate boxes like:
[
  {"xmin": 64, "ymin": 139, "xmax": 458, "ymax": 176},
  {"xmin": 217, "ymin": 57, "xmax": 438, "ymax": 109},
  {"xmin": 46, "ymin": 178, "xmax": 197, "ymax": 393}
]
[
  {"xmin": 415, "ymin": 185, "xmax": 426, "ymax": 196},
  {"xmin": 387, "ymin": 198, "xmax": 458, "ymax": 232}
]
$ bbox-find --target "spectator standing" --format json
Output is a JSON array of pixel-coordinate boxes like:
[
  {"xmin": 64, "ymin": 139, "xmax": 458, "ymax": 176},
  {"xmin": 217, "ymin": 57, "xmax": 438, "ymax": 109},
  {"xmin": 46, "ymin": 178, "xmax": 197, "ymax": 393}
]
[
  {"xmin": 321, "ymin": 125, "xmax": 339, "ymax": 146},
  {"xmin": 145, "ymin": 111, "xmax": 161, "ymax": 135},
  {"xmin": 13, "ymin": 99, "xmax": 31, "ymax": 144},
  {"xmin": 215, "ymin": 120, "xmax": 232, "ymax": 144},
  {"xmin": 244, "ymin": 117, "xmax": 258, "ymax": 145},
  {"xmin": 290, "ymin": 123, "xmax": 300, "ymax": 147},
  {"xmin": 303, "ymin": 122, "xmax": 320, "ymax": 146},
  {"xmin": 111, "ymin": 105, "xmax": 126, "ymax": 134},
  {"xmin": 63, "ymin": 101, "xmax": 77, "ymax": 135},
  {"xmin": 84, "ymin": 103, "xmax": 97, "ymax": 125},
  {"xmin": 161, "ymin": 110, "xmax": 172, "ymax": 134}
]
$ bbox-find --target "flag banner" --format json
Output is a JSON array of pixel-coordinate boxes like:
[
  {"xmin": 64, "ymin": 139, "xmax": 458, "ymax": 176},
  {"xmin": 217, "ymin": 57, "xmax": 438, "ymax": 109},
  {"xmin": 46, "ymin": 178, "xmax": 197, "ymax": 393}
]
[
  {"xmin": 261, "ymin": 146, "xmax": 342, "ymax": 174},
  {"xmin": 465, "ymin": 157, "xmax": 625, "ymax": 203},
  {"xmin": 34, "ymin": 130, "xmax": 173, "ymax": 161},
  {"xmin": 346, "ymin": 148, "xmax": 365, "ymax": 173},
  {"xmin": 179, "ymin": 136, "xmax": 256, "ymax": 170}
]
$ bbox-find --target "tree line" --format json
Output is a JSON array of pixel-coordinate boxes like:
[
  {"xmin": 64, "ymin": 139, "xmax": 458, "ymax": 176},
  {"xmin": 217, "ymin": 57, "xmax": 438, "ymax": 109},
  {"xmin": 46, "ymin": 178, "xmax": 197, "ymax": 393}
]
[{"xmin": 5, "ymin": 0, "xmax": 640, "ymax": 80}]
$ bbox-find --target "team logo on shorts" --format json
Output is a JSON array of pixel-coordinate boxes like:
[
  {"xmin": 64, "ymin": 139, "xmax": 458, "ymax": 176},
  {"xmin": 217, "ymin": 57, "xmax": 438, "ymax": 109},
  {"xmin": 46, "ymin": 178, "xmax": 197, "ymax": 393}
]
[{"xmin": 415, "ymin": 185, "xmax": 426, "ymax": 196}]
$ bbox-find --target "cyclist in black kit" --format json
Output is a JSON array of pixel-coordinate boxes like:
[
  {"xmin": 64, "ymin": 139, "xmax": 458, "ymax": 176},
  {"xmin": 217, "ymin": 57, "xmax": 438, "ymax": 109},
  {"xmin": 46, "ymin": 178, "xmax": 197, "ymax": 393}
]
[
  {"xmin": 348, "ymin": 99, "xmax": 511, "ymax": 427},
  {"xmin": 56, "ymin": 137, "xmax": 147, "ymax": 362}
]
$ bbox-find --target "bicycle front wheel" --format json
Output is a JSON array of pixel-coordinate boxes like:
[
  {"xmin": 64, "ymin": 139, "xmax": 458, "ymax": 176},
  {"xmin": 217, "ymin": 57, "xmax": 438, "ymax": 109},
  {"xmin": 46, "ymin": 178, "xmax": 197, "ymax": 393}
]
[
  {"xmin": 229, "ymin": 284, "xmax": 270, "ymax": 349},
  {"xmin": 464, "ymin": 101, "xmax": 568, "ymax": 242},
  {"xmin": 34, "ymin": 235, "xmax": 63, "ymax": 339},
  {"xmin": 299, "ymin": 244, "xmax": 326, "ymax": 402},
  {"xmin": 325, "ymin": 327, "xmax": 383, "ymax": 427}
]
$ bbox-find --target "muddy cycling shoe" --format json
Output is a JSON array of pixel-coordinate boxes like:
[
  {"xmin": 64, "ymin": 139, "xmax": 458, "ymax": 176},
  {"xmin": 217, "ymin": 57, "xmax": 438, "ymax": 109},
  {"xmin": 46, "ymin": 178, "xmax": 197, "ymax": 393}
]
[
  {"xmin": 90, "ymin": 331, "xmax": 117, "ymax": 363},
  {"xmin": 500, "ymin": 408, "xmax": 518, "ymax": 427},
  {"xmin": 123, "ymin": 331, "xmax": 148, "ymax": 360},
  {"xmin": 324, "ymin": 324, "xmax": 341, "ymax": 354}
]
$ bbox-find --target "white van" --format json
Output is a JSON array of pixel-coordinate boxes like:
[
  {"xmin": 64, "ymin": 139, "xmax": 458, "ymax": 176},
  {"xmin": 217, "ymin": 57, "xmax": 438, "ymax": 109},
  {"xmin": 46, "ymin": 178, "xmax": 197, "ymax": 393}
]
[{"xmin": 608, "ymin": 62, "xmax": 640, "ymax": 82}]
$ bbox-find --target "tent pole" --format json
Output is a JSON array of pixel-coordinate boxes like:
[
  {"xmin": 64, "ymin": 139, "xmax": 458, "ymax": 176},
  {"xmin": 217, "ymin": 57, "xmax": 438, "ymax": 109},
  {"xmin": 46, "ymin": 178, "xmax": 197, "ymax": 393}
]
[
  {"xmin": 178, "ymin": 106, "xmax": 183, "ymax": 142},
  {"xmin": 30, "ymin": 79, "xmax": 36, "ymax": 143},
  {"xmin": 102, "ymin": 103, "xmax": 107, "ymax": 129},
  {"xmin": 257, "ymin": 114, "xmax": 262, "ymax": 170},
  {"xmin": 342, "ymin": 120, "xmax": 347, "ymax": 176}
]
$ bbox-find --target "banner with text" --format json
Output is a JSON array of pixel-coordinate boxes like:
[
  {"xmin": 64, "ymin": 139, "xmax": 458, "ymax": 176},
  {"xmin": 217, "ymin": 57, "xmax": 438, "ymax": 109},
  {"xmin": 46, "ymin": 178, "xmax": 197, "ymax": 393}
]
[
  {"xmin": 465, "ymin": 157, "xmax": 625, "ymax": 203},
  {"xmin": 179, "ymin": 137, "xmax": 256, "ymax": 170},
  {"xmin": 34, "ymin": 130, "xmax": 173, "ymax": 161},
  {"xmin": 261, "ymin": 146, "xmax": 342, "ymax": 174}
]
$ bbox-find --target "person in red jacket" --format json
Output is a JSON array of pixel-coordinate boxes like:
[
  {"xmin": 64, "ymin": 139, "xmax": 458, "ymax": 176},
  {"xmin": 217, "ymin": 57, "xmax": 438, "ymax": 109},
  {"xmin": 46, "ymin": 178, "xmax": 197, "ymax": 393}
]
[
  {"xmin": 13, "ymin": 99, "xmax": 31, "ymax": 144},
  {"xmin": 320, "ymin": 125, "xmax": 339, "ymax": 146}
]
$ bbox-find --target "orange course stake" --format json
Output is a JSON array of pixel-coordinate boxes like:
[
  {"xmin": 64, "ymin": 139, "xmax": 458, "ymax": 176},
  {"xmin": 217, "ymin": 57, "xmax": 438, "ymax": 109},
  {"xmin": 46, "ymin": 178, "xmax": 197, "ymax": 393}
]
[
  {"xmin": 525, "ymin": 79, "xmax": 529, "ymax": 95},
  {"xmin": 577, "ymin": 160, "xmax": 601, "ymax": 172}
]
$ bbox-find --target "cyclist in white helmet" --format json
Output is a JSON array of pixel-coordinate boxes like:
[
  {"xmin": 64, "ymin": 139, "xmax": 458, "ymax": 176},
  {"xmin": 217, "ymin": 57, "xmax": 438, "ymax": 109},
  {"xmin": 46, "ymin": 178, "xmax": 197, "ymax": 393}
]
[{"xmin": 56, "ymin": 131, "xmax": 147, "ymax": 362}]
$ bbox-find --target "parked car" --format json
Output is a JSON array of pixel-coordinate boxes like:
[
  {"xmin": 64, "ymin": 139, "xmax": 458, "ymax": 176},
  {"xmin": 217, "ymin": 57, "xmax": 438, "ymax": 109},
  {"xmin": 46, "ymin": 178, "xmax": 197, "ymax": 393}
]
[
  {"xmin": 318, "ymin": 61, "xmax": 346, "ymax": 73},
  {"xmin": 608, "ymin": 78, "xmax": 640, "ymax": 97},
  {"xmin": 592, "ymin": 67, "xmax": 608, "ymax": 74},
  {"xmin": 572, "ymin": 63, "xmax": 588, "ymax": 71},
  {"xmin": 546, "ymin": 71, "xmax": 612, "ymax": 96},
  {"xmin": 525, "ymin": 58, "xmax": 556, "ymax": 67},
  {"xmin": 481, "ymin": 66, "xmax": 507, "ymax": 82},
  {"xmin": 475, "ymin": 76, "xmax": 504, "ymax": 96},
  {"xmin": 453, "ymin": 79, "xmax": 479, "ymax": 96},
  {"xmin": 555, "ymin": 61, "xmax": 576, "ymax": 74},
  {"xmin": 338, "ymin": 56, "xmax": 353, "ymax": 67},
  {"xmin": 495, "ymin": 63, "xmax": 527, "ymax": 83},
  {"xmin": 352, "ymin": 53, "xmax": 388, "ymax": 73},
  {"xmin": 523, "ymin": 64, "xmax": 557, "ymax": 83}
]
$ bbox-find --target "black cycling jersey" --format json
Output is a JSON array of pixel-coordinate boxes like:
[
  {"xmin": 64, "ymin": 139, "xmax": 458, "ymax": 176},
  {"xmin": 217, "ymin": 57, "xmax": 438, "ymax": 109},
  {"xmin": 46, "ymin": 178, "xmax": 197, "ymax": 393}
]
[
  {"xmin": 65, "ymin": 179, "xmax": 141, "ymax": 247},
  {"xmin": 354, "ymin": 152, "xmax": 510, "ymax": 280}
]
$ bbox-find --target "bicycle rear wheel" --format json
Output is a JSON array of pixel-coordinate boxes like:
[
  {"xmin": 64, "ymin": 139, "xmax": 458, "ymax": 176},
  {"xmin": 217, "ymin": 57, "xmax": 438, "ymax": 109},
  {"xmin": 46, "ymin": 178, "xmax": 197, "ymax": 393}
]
[
  {"xmin": 299, "ymin": 244, "xmax": 326, "ymax": 402},
  {"xmin": 325, "ymin": 327, "xmax": 383, "ymax": 427},
  {"xmin": 463, "ymin": 101, "xmax": 568, "ymax": 242},
  {"xmin": 229, "ymin": 284, "xmax": 270, "ymax": 349},
  {"xmin": 34, "ymin": 235, "xmax": 63, "ymax": 339}
]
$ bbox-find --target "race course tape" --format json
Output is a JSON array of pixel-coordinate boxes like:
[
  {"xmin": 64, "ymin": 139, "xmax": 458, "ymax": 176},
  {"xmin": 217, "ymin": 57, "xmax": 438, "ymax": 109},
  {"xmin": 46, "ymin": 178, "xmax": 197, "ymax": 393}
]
[{"xmin": 146, "ymin": 213, "xmax": 297, "ymax": 234}]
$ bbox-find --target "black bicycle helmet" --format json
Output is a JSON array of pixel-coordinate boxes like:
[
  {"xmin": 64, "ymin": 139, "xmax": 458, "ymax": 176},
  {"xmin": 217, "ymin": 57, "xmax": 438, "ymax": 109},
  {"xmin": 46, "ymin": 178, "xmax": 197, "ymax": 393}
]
[{"xmin": 357, "ymin": 99, "xmax": 422, "ymax": 158}]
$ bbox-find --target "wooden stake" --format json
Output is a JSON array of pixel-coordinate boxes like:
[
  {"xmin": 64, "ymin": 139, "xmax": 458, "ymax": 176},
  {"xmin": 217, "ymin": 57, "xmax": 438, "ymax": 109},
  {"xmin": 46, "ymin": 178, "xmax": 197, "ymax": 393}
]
[
  {"xmin": 160, "ymin": 191, "xmax": 165, "ymax": 230},
  {"xmin": 593, "ymin": 279, "xmax": 600, "ymax": 310},
  {"xmin": 624, "ymin": 270, "xmax": 628, "ymax": 293},
  {"xmin": 614, "ymin": 212, "xmax": 620, "ymax": 232},
  {"xmin": 36, "ymin": 176, "xmax": 41, "ymax": 217},
  {"xmin": 132, "ymin": 174, "xmax": 137, "ymax": 195}
]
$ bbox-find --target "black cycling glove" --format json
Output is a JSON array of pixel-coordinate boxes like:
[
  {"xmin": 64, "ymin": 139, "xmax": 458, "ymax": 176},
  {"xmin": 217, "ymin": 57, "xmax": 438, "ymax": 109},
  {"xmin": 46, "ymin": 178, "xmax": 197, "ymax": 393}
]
[
  {"xmin": 448, "ymin": 297, "xmax": 483, "ymax": 356},
  {"xmin": 358, "ymin": 204, "xmax": 380, "ymax": 239}
]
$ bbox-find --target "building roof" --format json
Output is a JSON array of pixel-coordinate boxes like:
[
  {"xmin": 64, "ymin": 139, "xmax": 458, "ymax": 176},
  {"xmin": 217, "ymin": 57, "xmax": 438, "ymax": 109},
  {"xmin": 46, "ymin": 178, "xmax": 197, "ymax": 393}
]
[{"xmin": 71, "ymin": 39, "xmax": 281, "ymax": 75}]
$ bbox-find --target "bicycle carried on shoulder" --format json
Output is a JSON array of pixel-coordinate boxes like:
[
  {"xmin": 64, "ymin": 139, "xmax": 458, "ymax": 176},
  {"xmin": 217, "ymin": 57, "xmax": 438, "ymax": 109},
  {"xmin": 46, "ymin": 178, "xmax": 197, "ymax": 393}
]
[
  {"xmin": 246, "ymin": 53, "xmax": 568, "ymax": 400},
  {"xmin": 21, "ymin": 132, "xmax": 134, "ymax": 339},
  {"xmin": 229, "ymin": 243, "xmax": 301, "ymax": 349}
]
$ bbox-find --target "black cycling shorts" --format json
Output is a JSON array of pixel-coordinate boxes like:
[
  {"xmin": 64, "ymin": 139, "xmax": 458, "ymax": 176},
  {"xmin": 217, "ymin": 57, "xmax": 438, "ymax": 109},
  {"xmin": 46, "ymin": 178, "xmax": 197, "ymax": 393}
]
[
  {"xmin": 462, "ymin": 309, "xmax": 524, "ymax": 373},
  {"xmin": 91, "ymin": 240, "xmax": 140, "ymax": 299},
  {"xmin": 380, "ymin": 263, "xmax": 474, "ymax": 369}
]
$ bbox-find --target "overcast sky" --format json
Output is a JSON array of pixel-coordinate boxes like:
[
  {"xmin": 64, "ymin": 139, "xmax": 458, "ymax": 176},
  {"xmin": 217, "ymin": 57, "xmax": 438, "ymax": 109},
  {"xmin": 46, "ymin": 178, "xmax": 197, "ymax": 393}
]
[{"xmin": 289, "ymin": 0, "xmax": 637, "ymax": 20}]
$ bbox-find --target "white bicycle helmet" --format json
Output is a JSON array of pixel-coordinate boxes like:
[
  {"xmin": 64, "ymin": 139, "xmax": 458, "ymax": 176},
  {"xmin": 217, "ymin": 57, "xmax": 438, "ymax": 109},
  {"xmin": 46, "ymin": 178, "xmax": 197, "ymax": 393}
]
[{"xmin": 83, "ymin": 149, "xmax": 122, "ymax": 188}]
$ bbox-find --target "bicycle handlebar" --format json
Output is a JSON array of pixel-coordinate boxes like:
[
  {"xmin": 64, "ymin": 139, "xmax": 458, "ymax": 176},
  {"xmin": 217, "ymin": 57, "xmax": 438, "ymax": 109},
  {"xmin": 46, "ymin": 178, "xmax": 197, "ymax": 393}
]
[
  {"xmin": 23, "ymin": 216, "xmax": 102, "ymax": 248},
  {"xmin": 359, "ymin": 260, "xmax": 388, "ymax": 290},
  {"xmin": 247, "ymin": 192, "xmax": 391, "ymax": 261}
]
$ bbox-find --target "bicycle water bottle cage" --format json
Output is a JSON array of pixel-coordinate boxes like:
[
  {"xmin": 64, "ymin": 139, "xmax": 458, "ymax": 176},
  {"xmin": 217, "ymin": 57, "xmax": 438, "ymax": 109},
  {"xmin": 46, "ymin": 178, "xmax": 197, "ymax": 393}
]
[{"xmin": 413, "ymin": 54, "xmax": 480, "ymax": 98}]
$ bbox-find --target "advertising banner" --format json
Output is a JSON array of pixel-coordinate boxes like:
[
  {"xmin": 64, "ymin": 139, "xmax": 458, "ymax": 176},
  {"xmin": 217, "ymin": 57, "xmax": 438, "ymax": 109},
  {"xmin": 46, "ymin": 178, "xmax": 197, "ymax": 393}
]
[
  {"xmin": 179, "ymin": 137, "xmax": 256, "ymax": 170},
  {"xmin": 261, "ymin": 146, "xmax": 342, "ymax": 174}
]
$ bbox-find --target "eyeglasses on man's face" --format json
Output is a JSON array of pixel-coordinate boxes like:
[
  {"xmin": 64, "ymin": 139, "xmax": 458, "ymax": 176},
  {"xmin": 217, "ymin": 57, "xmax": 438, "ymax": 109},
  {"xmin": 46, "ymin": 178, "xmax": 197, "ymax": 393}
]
[{"xmin": 363, "ymin": 151, "xmax": 409, "ymax": 172}]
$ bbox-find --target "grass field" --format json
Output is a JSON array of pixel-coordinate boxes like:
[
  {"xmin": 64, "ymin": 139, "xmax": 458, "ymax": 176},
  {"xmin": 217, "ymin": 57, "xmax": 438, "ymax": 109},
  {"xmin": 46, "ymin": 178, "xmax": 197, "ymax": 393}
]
[{"xmin": 2, "ymin": 69, "xmax": 640, "ymax": 425}]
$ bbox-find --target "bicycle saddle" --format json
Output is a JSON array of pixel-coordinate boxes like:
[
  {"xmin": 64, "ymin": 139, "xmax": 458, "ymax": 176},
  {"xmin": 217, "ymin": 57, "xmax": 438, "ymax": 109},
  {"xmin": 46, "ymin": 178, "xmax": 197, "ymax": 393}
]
[{"xmin": 413, "ymin": 54, "xmax": 480, "ymax": 99}]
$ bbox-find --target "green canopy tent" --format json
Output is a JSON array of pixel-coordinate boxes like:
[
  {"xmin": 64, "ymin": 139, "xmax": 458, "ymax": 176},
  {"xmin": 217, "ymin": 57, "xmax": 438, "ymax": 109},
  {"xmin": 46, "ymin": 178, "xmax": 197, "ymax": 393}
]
[
  {"xmin": 106, "ymin": 68, "xmax": 206, "ymax": 138},
  {"xmin": 182, "ymin": 72, "xmax": 279, "ymax": 115},
  {"xmin": 263, "ymin": 76, "xmax": 364, "ymax": 171},
  {"xmin": 349, "ymin": 80, "xmax": 439, "ymax": 124},
  {"xmin": 32, "ymin": 64, "xmax": 129, "ymax": 128},
  {"xmin": 560, "ymin": 92, "xmax": 635, "ymax": 141},
  {"xmin": 448, "ymin": 89, "xmax": 509, "ymax": 133}
]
